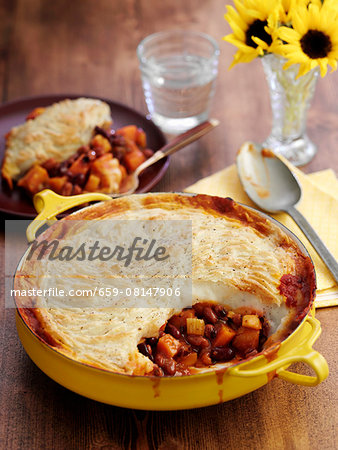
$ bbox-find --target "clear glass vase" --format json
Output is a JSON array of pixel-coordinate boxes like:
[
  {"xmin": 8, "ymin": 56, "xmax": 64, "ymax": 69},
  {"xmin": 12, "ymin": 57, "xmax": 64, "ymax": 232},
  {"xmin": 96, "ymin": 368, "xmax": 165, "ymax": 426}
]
[{"xmin": 261, "ymin": 54, "xmax": 319, "ymax": 166}]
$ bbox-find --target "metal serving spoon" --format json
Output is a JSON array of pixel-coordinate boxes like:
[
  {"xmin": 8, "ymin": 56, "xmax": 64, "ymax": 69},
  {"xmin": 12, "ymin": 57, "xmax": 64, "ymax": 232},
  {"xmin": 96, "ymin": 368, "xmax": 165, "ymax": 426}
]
[
  {"xmin": 116, "ymin": 118, "xmax": 219, "ymax": 196},
  {"xmin": 237, "ymin": 142, "xmax": 338, "ymax": 283}
]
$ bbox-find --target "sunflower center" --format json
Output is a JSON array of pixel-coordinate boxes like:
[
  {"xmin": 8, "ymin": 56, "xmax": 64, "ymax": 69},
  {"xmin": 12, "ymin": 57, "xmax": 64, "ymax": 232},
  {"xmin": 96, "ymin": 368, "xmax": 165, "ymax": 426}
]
[
  {"xmin": 300, "ymin": 30, "xmax": 332, "ymax": 59},
  {"xmin": 245, "ymin": 20, "xmax": 272, "ymax": 48}
]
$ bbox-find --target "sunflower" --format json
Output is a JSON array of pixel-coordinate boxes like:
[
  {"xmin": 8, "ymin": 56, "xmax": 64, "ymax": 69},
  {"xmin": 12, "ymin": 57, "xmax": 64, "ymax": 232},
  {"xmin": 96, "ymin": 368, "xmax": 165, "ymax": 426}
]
[
  {"xmin": 278, "ymin": 1, "xmax": 326, "ymax": 26},
  {"xmin": 278, "ymin": 1, "xmax": 338, "ymax": 77},
  {"xmin": 277, "ymin": 0, "xmax": 295, "ymax": 25},
  {"xmin": 223, "ymin": 0, "xmax": 281, "ymax": 68}
]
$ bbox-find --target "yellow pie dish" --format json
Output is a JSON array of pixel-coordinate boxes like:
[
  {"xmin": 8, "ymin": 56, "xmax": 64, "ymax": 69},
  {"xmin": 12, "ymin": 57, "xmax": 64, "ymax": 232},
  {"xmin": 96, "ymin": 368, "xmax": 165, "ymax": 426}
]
[{"xmin": 14, "ymin": 189, "xmax": 329, "ymax": 410}]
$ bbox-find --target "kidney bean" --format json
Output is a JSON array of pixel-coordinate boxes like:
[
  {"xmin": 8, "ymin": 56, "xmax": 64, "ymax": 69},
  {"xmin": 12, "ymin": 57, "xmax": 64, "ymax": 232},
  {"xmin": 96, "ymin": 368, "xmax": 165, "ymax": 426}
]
[
  {"xmin": 166, "ymin": 323, "xmax": 181, "ymax": 340},
  {"xmin": 95, "ymin": 148, "xmax": 105, "ymax": 158},
  {"xmin": 186, "ymin": 335, "xmax": 209, "ymax": 348},
  {"xmin": 155, "ymin": 353, "xmax": 176, "ymax": 376},
  {"xmin": 152, "ymin": 365, "xmax": 164, "ymax": 377},
  {"xmin": 146, "ymin": 337, "xmax": 158, "ymax": 347},
  {"xmin": 77, "ymin": 145, "xmax": 89, "ymax": 155},
  {"xmin": 192, "ymin": 303, "xmax": 204, "ymax": 317},
  {"xmin": 199, "ymin": 350, "xmax": 212, "ymax": 366},
  {"xmin": 259, "ymin": 333, "xmax": 267, "ymax": 348},
  {"xmin": 42, "ymin": 158, "xmax": 56, "ymax": 171},
  {"xmin": 143, "ymin": 148, "xmax": 154, "ymax": 158},
  {"xmin": 72, "ymin": 185, "xmax": 82, "ymax": 195},
  {"xmin": 111, "ymin": 135, "xmax": 125, "ymax": 147},
  {"xmin": 146, "ymin": 344, "xmax": 152, "ymax": 355},
  {"xmin": 137, "ymin": 342, "xmax": 154, "ymax": 362},
  {"xmin": 94, "ymin": 126, "xmax": 110, "ymax": 140},
  {"xmin": 214, "ymin": 305, "xmax": 227, "ymax": 318},
  {"xmin": 261, "ymin": 317, "xmax": 270, "ymax": 337},
  {"xmin": 59, "ymin": 163, "xmax": 69, "ymax": 176},
  {"xmin": 137, "ymin": 342, "xmax": 146, "ymax": 354},
  {"xmin": 180, "ymin": 309, "xmax": 196, "ymax": 320},
  {"xmin": 176, "ymin": 342, "xmax": 191, "ymax": 357},
  {"xmin": 72, "ymin": 173, "xmax": 85, "ymax": 186},
  {"xmin": 163, "ymin": 359, "xmax": 177, "ymax": 376},
  {"xmin": 113, "ymin": 147, "xmax": 127, "ymax": 162},
  {"xmin": 203, "ymin": 306, "xmax": 218, "ymax": 324},
  {"xmin": 211, "ymin": 347, "xmax": 235, "ymax": 362},
  {"xmin": 48, "ymin": 167, "xmax": 59, "ymax": 178},
  {"xmin": 87, "ymin": 150, "xmax": 97, "ymax": 161},
  {"xmin": 67, "ymin": 154, "xmax": 77, "ymax": 165},
  {"xmin": 204, "ymin": 324, "xmax": 216, "ymax": 340},
  {"xmin": 229, "ymin": 313, "xmax": 242, "ymax": 327},
  {"xmin": 61, "ymin": 182, "xmax": 73, "ymax": 196}
]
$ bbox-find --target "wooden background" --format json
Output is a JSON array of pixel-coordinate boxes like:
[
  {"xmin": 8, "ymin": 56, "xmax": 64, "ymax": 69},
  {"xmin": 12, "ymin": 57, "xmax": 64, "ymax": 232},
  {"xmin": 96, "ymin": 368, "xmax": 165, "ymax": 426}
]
[{"xmin": 0, "ymin": 1, "xmax": 337, "ymax": 449}]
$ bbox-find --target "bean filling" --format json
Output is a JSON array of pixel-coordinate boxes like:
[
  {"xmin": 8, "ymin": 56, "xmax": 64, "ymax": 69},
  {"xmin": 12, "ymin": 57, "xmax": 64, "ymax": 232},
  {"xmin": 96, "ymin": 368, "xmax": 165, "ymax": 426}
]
[{"xmin": 138, "ymin": 302, "xmax": 270, "ymax": 376}]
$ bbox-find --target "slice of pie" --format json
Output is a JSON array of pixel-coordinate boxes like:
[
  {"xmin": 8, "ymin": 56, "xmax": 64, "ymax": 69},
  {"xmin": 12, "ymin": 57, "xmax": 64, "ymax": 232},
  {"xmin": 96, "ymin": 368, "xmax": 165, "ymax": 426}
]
[{"xmin": 1, "ymin": 97, "xmax": 112, "ymax": 188}]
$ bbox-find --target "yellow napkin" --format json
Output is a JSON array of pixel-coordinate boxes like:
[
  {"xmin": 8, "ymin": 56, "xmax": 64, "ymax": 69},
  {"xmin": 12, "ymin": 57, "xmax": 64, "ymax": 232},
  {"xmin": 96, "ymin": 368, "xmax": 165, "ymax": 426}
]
[{"xmin": 185, "ymin": 163, "xmax": 338, "ymax": 308}]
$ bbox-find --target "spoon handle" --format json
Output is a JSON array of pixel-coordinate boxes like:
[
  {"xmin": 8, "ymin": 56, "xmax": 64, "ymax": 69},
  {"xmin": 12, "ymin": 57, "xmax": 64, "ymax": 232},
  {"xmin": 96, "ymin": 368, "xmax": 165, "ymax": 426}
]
[
  {"xmin": 287, "ymin": 205, "xmax": 338, "ymax": 283},
  {"xmin": 135, "ymin": 119, "xmax": 219, "ymax": 176}
]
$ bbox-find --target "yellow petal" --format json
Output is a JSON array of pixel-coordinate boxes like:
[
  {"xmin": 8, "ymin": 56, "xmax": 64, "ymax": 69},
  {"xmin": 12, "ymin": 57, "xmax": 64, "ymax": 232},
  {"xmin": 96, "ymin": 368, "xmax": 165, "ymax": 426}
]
[
  {"xmin": 329, "ymin": 59, "xmax": 337, "ymax": 72},
  {"xmin": 278, "ymin": 27, "xmax": 300, "ymax": 43},
  {"xmin": 297, "ymin": 62, "xmax": 311, "ymax": 77},
  {"xmin": 226, "ymin": 6, "xmax": 247, "ymax": 31},
  {"xmin": 230, "ymin": 22, "xmax": 246, "ymax": 41},
  {"xmin": 234, "ymin": 0, "xmax": 253, "ymax": 23},
  {"xmin": 285, "ymin": 51, "xmax": 308, "ymax": 62},
  {"xmin": 252, "ymin": 36, "xmax": 269, "ymax": 50},
  {"xmin": 283, "ymin": 59, "xmax": 295, "ymax": 70},
  {"xmin": 229, "ymin": 49, "xmax": 258, "ymax": 69},
  {"xmin": 318, "ymin": 58, "xmax": 328, "ymax": 77},
  {"xmin": 223, "ymin": 35, "xmax": 254, "ymax": 52},
  {"xmin": 292, "ymin": 11, "xmax": 307, "ymax": 36}
]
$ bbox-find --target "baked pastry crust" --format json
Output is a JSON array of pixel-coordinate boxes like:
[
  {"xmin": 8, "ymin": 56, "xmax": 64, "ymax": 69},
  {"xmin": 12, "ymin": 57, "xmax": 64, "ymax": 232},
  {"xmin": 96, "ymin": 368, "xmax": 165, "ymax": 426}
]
[
  {"xmin": 15, "ymin": 193, "xmax": 315, "ymax": 375},
  {"xmin": 2, "ymin": 98, "xmax": 112, "ymax": 187}
]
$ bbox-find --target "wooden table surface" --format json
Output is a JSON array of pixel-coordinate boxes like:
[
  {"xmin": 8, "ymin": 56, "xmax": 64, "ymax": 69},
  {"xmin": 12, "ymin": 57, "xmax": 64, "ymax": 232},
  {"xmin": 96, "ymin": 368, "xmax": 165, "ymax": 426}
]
[{"xmin": 0, "ymin": 1, "xmax": 337, "ymax": 449}]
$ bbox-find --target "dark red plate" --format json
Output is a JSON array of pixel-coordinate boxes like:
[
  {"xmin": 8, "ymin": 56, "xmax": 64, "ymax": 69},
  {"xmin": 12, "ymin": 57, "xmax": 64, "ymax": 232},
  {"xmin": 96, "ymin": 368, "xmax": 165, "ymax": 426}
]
[{"xmin": 0, "ymin": 94, "xmax": 168, "ymax": 217}]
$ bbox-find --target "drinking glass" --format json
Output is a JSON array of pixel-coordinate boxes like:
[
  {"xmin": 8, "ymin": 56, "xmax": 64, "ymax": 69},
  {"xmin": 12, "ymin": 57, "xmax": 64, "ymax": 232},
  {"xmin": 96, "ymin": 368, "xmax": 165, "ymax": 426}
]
[{"xmin": 137, "ymin": 30, "xmax": 219, "ymax": 134}]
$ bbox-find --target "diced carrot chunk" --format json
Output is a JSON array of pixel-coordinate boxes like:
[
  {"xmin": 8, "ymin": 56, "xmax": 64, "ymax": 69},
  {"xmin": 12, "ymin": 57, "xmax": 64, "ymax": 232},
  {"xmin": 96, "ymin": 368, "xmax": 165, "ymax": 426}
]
[
  {"xmin": 178, "ymin": 352, "xmax": 197, "ymax": 367},
  {"xmin": 17, "ymin": 165, "xmax": 49, "ymax": 195},
  {"xmin": 157, "ymin": 334, "xmax": 181, "ymax": 358},
  {"xmin": 213, "ymin": 324, "xmax": 236, "ymax": 347},
  {"xmin": 123, "ymin": 149, "xmax": 146, "ymax": 172},
  {"xmin": 84, "ymin": 174, "xmax": 100, "ymax": 192},
  {"xmin": 116, "ymin": 125, "xmax": 138, "ymax": 142},
  {"xmin": 90, "ymin": 154, "xmax": 122, "ymax": 192},
  {"xmin": 232, "ymin": 327, "xmax": 260, "ymax": 355},
  {"xmin": 124, "ymin": 136, "xmax": 141, "ymax": 153},
  {"xmin": 136, "ymin": 128, "xmax": 146, "ymax": 148},
  {"xmin": 242, "ymin": 315, "xmax": 262, "ymax": 330},
  {"xmin": 68, "ymin": 154, "xmax": 91, "ymax": 176},
  {"xmin": 90, "ymin": 134, "xmax": 112, "ymax": 153},
  {"xmin": 48, "ymin": 176, "xmax": 68, "ymax": 194}
]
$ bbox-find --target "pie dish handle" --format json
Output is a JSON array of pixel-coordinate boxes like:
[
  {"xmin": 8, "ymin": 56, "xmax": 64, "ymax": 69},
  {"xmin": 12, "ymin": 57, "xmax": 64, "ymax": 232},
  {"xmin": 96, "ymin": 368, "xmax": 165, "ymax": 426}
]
[
  {"xmin": 26, "ymin": 189, "xmax": 111, "ymax": 242},
  {"xmin": 228, "ymin": 316, "xmax": 329, "ymax": 387}
]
